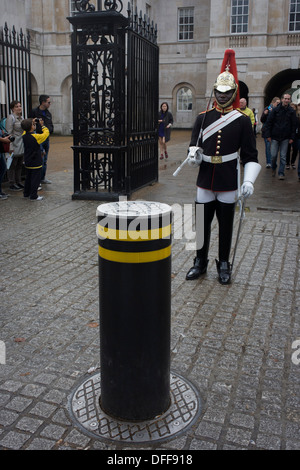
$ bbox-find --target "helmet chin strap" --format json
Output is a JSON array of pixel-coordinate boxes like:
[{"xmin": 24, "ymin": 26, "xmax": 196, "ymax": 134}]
[{"xmin": 215, "ymin": 89, "xmax": 238, "ymax": 109}]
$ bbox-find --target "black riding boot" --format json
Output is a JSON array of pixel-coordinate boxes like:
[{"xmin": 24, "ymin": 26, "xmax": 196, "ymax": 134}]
[
  {"xmin": 186, "ymin": 200, "xmax": 216, "ymax": 280},
  {"xmin": 215, "ymin": 200, "xmax": 236, "ymax": 285}
]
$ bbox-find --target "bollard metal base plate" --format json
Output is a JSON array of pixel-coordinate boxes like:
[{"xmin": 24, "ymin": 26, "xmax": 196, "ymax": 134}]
[{"xmin": 68, "ymin": 371, "xmax": 202, "ymax": 444}]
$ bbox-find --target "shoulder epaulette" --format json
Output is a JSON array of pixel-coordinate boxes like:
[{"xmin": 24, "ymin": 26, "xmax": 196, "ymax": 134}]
[{"xmin": 199, "ymin": 108, "xmax": 214, "ymax": 115}]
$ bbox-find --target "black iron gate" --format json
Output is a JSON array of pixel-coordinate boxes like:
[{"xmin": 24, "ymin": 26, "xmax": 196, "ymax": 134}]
[
  {"xmin": 0, "ymin": 22, "xmax": 31, "ymax": 120},
  {"xmin": 127, "ymin": 20, "xmax": 159, "ymax": 193},
  {"xmin": 68, "ymin": 1, "xmax": 159, "ymax": 200}
]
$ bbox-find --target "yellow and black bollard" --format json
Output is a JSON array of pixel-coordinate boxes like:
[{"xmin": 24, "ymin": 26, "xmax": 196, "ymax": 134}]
[{"xmin": 96, "ymin": 200, "xmax": 172, "ymax": 421}]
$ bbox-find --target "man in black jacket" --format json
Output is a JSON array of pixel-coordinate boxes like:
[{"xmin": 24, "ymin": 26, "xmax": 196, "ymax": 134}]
[
  {"xmin": 29, "ymin": 95, "xmax": 54, "ymax": 184},
  {"xmin": 264, "ymin": 94, "xmax": 297, "ymax": 180}
]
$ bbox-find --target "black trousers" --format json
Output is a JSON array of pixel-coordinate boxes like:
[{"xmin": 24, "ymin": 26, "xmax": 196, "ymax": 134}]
[
  {"xmin": 286, "ymin": 141, "xmax": 298, "ymax": 165},
  {"xmin": 24, "ymin": 168, "xmax": 41, "ymax": 200},
  {"xmin": 196, "ymin": 200, "xmax": 235, "ymax": 262}
]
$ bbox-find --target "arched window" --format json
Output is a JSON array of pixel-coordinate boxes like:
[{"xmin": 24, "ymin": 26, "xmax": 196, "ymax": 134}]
[{"xmin": 177, "ymin": 87, "xmax": 192, "ymax": 111}]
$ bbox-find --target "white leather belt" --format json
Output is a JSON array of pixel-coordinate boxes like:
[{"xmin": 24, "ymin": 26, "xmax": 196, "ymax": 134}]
[{"xmin": 202, "ymin": 152, "xmax": 238, "ymax": 164}]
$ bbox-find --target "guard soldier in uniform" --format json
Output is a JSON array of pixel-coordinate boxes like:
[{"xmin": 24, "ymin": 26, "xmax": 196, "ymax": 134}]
[{"xmin": 185, "ymin": 49, "xmax": 261, "ymax": 285}]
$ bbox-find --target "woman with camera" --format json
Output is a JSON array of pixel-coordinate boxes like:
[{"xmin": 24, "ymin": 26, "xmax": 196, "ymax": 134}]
[{"xmin": 6, "ymin": 100, "xmax": 25, "ymax": 191}]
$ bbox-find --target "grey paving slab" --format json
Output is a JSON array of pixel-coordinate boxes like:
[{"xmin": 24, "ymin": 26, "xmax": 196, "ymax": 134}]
[{"xmin": 0, "ymin": 133, "xmax": 299, "ymax": 451}]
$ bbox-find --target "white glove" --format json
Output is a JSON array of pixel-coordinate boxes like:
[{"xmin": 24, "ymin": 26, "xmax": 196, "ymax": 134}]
[
  {"xmin": 241, "ymin": 162, "xmax": 261, "ymax": 198},
  {"xmin": 241, "ymin": 181, "xmax": 254, "ymax": 198},
  {"xmin": 187, "ymin": 146, "xmax": 203, "ymax": 167}
]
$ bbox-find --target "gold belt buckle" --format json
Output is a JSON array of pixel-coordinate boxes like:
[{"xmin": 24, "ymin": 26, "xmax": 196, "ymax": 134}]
[{"xmin": 211, "ymin": 155, "xmax": 222, "ymax": 164}]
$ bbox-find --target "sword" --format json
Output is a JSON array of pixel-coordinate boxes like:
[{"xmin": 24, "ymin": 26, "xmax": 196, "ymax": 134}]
[
  {"xmin": 173, "ymin": 156, "xmax": 189, "ymax": 177},
  {"xmin": 230, "ymin": 196, "xmax": 246, "ymax": 272}
]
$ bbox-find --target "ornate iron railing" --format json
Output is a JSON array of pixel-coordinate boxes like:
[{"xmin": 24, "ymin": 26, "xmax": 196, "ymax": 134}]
[
  {"xmin": 74, "ymin": 1, "xmax": 124, "ymax": 13},
  {"xmin": 69, "ymin": 1, "xmax": 158, "ymax": 200},
  {"xmin": 0, "ymin": 22, "xmax": 31, "ymax": 120}
]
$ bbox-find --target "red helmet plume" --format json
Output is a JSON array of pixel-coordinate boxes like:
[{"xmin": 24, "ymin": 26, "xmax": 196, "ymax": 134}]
[{"xmin": 216, "ymin": 49, "xmax": 240, "ymax": 108}]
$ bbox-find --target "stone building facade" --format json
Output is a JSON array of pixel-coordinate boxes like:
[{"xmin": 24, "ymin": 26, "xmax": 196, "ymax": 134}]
[{"xmin": 2, "ymin": 0, "xmax": 300, "ymax": 132}]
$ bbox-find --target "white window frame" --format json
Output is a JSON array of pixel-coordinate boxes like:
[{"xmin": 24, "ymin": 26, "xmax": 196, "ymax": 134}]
[
  {"xmin": 178, "ymin": 7, "xmax": 194, "ymax": 42},
  {"xmin": 130, "ymin": 0, "xmax": 137, "ymax": 12},
  {"xmin": 230, "ymin": 0, "xmax": 249, "ymax": 34},
  {"xmin": 177, "ymin": 87, "xmax": 193, "ymax": 111},
  {"xmin": 70, "ymin": 0, "xmax": 77, "ymax": 16},
  {"xmin": 289, "ymin": 0, "xmax": 300, "ymax": 31},
  {"xmin": 146, "ymin": 3, "xmax": 151, "ymax": 18}
]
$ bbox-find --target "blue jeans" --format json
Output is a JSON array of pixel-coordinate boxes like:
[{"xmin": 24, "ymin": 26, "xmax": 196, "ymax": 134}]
[
  {"xmin": 264, "ymin": 138, "xmax": 271, "ymax": 165},
  {"xmin": 0, "ymin": 153, "xmax": 7, "ymax": 193},
  {"xmin": 270, "ymin": 139, "xmax": 289, "ymax": 176},
  {"xmin": 40, "ymin": 137, "xmax": 50, "ymax": 180}
]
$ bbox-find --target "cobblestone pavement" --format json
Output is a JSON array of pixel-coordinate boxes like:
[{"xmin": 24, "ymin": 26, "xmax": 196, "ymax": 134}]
[{"xmin": 0, "ymin": 132, "xmax": 299, "ymax": 451}]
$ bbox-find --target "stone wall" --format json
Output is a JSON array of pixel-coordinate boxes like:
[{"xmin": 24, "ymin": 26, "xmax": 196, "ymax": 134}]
[{"xmin": 3, "ymin": 0, "xmax": 300, "ymax": 133}]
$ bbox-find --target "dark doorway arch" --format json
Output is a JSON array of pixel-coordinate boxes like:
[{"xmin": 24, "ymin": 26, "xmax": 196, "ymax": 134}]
[
  {"xmin": 264, "ymin": 69, "xmax": 300, "ymax": 106},
  {"xmin": 239, "ymin": 81, "xmax": 249, "ymax": 102}
]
